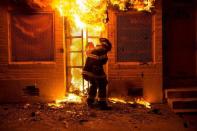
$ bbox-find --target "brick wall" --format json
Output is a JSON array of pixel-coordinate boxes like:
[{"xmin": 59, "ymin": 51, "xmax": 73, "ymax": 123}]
[
  {"xmin": 0, "ymin": 7, "xmax": 66, "ymax": 102},
  {"xmin": 107, "ymin": 0, "xmax": 163, "ymax": 103}
]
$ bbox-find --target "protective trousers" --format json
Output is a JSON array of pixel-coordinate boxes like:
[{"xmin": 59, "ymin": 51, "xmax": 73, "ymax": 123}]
[{"xmin": 87, "ymin": 78, "xmax": 108, "ymax": 102}]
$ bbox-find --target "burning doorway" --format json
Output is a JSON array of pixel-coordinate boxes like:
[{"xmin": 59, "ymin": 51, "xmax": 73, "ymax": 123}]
[
  {"xmin": 0, "ymin": 0, "xmax": 161, "ymax": 104},
  {"xmin": 65, "ymin": 22, "xmax": 106, "ymax": 95}
]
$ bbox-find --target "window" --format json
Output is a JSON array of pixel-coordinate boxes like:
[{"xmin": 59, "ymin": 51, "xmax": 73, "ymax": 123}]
[
  {"xmin": 10, "ymin": 12, "xmax": 54, "ymax": 62},
  {"xmin": 117, "ymin": 12, "xmax": 153, "ymax": 62}
]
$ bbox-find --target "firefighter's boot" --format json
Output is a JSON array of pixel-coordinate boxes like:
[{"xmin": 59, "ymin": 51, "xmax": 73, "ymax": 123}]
[
  {"xmin": 98, "ymin": 101, "xmax": 112, "ymax": 110},
  {"xmin": 87, "ymin": 98, "xmax": 95, "ymax": 108}
]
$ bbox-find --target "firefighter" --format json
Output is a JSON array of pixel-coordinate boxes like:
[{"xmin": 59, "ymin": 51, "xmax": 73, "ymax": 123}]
[{"xmin": 82, "ymin": 38, "xmax": 112, "ymax": 110}]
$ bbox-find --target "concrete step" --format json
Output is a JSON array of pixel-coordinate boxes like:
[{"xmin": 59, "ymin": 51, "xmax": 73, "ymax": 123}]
[
  {"xmin": 165, "ymin": 87, "xmax": 197, "ymax": 99},
  {"xmin": 167, "ymin": 98, "xmax": 197, "ymax": 113}
]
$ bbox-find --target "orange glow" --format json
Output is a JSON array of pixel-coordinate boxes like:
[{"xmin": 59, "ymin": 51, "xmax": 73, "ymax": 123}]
[
  {"xmin": 51, "ymin": 0, "xmax": 107, "ymax": 32},
  {"xmin": 48, "ymin": 93, "xmax": 83, "ymax": 108},
  {"xmin": 110, "ymin": 0, "xmax": 155, "ymax": 12},
  {"xmin": 49, "ymin": 0, "xmax": 155, "ymax": 104},
  {"xmin": 55, "ymin": 93, "xmax": 82, "ymax": 103},
  {"xmin": 68, "ymin": 26, "xmax": 103, "ymax": 95},
  {"xmin": 135, "ymin": 98, "xmax": 151, "ymax": 108},
  {"xmin": 109, "ymin": 97, "xmax": 129, "ymax": 104},
  {"xmin": 109, "ymin": 97, "xmax": 151, "ymax": 108},
  {"xmin": 133, "ymin": 0, "xmax": 155, "ymax": 12},
  {"xmin": 51, "ymin": 0, "xmax": 155, "ymax": 30}
]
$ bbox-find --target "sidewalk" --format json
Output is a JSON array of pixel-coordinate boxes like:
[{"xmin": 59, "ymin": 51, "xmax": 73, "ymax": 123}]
[{"xmin": 0, "ymin": 102, "xmax": 196, "ymax": 131}]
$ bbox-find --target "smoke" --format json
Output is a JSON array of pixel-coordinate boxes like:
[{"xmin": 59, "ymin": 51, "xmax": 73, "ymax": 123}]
[{"xmin": 0, "ymin": 0, "xmax": 9, "ymax": 7}]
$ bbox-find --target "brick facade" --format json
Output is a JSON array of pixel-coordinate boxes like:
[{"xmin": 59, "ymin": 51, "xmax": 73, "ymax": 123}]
[
  {"xmin": 0, "ymin": 6, "xmax": 66, "ymax": 102},
  {"xmin": 0, "ymin": 0, "xmax": 163, "ymax": 103}
]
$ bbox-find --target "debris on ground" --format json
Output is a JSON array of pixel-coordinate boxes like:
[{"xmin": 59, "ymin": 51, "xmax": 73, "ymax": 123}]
[
  {"xmin": 0, "ymin": 102, "xmax": 196, "ymax": 131},
  {"xmin": 148, "ymin": 108, "xmax": 162, "ymax": 115}
]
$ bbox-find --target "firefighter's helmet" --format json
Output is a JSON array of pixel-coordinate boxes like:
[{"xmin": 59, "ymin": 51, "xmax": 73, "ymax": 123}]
[{"xmin": 99, "ymin": 38, "xmax": 112, "ymax": 51}]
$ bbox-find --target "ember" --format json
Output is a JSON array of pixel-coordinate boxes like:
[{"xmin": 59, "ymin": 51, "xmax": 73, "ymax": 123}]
[
  {"xmin": 110, "ymin": 0, "xmax": 155, "ymax": 11},
  {"xmin": 135, "ymin": 98, "xmax": 151, "ymax": 108},
  {"xmin": 48, "ymin": 93, "xmax": 83, "ymax": 108},
  {"xmin": 109, "ymin": 97, "xmax": 151, "ymax": 108}
]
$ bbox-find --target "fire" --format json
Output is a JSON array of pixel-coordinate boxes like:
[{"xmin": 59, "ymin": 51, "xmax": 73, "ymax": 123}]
[
  {"xmin": 110, "ymin": 0, "xmax": 155, "ymax": 11},
  {"xmin": 69, "ymin": 29, "xmax": 89, "ymax": 94},
  {"xmin": 51, "ymin": 0, "xmax": 155, "ymax": 30},
  {"xmin": 132, "ymin": 0, "xmax": 155, "ymax": 12},
  {"xmin": 51, "ymin": 0, "xmax": 107, "ymax": 97},
  {"xmin": 51, "ymin": 0, "xmax": 107, "ymax": 32},
  {"xmin": 48, "ymin": 96, "xmax": 151, "ymax": 108},
  {"xmin": 48, "ymin": 0, "xmax": 155, "ymax": 104},
  {"xmin": 48, "ymin": 93, "xmax": 83, "ymax": 108},
  {"xmin": 109, "ymin": 97, "xmax": 129, "ymax": 104},
  {"xmin": 55, "ymin": 93, "xmax": 82, "ymax": 103},
  {"xmin": 135, "ymin": 98, "xmax": 151, "ymax": 108},
  {"xmin": 109, "ymin": 97, "xmax": 151, "ymax": 108}
]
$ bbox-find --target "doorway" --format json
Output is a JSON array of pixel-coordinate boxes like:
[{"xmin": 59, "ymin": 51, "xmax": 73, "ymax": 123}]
[
  {"xmin": 65, "ymin": 21, "xmax": 104, "ymax": 94},
  {"xmin": 163, "ymin": 0, "xmax": 197, "ymax": 87}
]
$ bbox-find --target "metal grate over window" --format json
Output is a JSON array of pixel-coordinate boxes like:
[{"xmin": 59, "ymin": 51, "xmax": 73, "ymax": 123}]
[
  {"xmin": 10, "ymin": 12, "xmax": 54, "ymax": 62},
  {"xmin": 117, "ymin": 12, "xmax": 153, "ymax": 62}
]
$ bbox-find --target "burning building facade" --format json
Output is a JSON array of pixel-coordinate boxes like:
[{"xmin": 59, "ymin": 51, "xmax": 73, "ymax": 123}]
[{"xmin": 0, "ymin": 0, "xmax": 163, "ymax": 103}]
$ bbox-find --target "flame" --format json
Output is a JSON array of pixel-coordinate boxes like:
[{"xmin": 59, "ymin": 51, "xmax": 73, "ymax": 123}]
[
  {"xmin": 132, "ymin": 0, "xmax": 155, "ymax": 12},
  {"xmin": 68, "ymin": 29, "xmax": 103, "ymax": 94},
  {"xmin": 48, "ymin": 0, "xmax": 155, "ymax": 104},
  {"xmin": 69, "ymin": 29, "xmax": 88, "ymax": 93},
  {"xmin": 109, "ymin": 97, "xmax": 128, "ymax": 104},
  {"xmin": 48, "ymin": 96, "xmax": 151, "ymax": 108},
  {"xmin": 109, "ymin": 97, "xmax": 151, "ymax": 108},
  {"xmin": 110, "ymin": 0, "xmax": 129, "ymax": 11},
  {"xmin": 48, "ymin": 93, "xmax": 83, "ymax": 108},
  {"xmin": 135, "ymin": 98, "xmax": 151, "ymax": 108},
  {"xmin": 70, "ymin": 68, "xmax": 89, "ymax": 93},
  {"xmin": 74, "ymin": 15, "xmax": 86, "ymax": 29},
  {"xmin": 110, "ymin": 0, "xmax": 155, "ymax": 12},
  {"xmin": 51, "ymin": 0, "xmax": 155, "ymax": 30},
  {"xmin": 55, "ymin": 93, "xmax": 82, "ymax": 103},
  {"xmin": 51, "ymin": 0, "xmax": 107, "ymax": 32}
]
